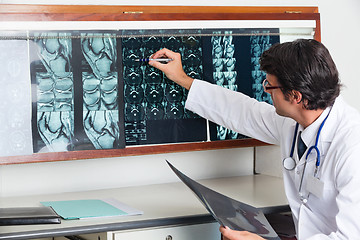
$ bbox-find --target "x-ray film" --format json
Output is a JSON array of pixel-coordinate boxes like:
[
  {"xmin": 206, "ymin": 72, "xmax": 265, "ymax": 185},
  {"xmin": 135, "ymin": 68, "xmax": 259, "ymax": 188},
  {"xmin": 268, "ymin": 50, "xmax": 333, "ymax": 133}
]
[
  {"xmin": 29, "ymin": 31, "xmax": 125, "ymax": 153},
  {"xmin": 167, "ymin": 160, "xmax": 280, "ymax": 240},
  {"xmin": 121, "ymin": 33, "xmax": 207, "ymax": 145},
  {"xmin": 2, "ymin": 28, "xmax": 280, "ymax": 155},
  {"xmin": 202, "ymin": 29, "xmax": 280, "ymax": 141},
  {"xmin": 0, "ymin": 35, "xmax": 33, "ymax": 157}
]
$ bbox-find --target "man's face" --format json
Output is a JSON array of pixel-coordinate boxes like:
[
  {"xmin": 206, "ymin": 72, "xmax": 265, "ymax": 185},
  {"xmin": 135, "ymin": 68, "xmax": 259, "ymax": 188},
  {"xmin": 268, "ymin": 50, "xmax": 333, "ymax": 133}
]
[{"xmin": 264, "ymin": 74, "xmax": 292, "ymax": 117}]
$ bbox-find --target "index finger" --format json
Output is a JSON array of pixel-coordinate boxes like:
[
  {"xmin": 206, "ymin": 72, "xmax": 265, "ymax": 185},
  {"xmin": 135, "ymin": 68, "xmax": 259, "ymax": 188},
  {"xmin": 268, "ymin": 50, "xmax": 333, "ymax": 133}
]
[{"xmin": 151, "ymin": 48, "xmax": 177, "ymax": 60}]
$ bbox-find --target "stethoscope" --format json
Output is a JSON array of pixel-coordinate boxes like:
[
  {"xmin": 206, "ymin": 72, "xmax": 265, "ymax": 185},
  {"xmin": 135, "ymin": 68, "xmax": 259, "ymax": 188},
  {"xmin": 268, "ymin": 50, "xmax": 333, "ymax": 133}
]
[{"xmin": 283, "ymin": 110, "xmax": 331, "ymax": 203}]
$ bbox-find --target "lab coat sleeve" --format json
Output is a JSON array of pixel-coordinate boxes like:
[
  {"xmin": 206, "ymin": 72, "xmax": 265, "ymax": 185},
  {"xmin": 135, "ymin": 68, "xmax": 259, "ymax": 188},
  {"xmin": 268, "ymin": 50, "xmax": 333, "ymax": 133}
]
[
  {"xmin": 185, "ymin": 79, "xmax": 286, "ymax": 145},
  {"xmin": 307, "ymin": 131, "xmax": 360, "ymax": 240},
  {"xmin": 332, "ymin": 144, "xmax": 360, "ymax": 239}
]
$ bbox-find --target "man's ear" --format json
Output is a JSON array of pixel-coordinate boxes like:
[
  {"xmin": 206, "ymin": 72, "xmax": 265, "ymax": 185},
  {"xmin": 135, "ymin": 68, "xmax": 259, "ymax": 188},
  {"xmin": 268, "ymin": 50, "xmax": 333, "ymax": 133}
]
[{"xmin": 291, "ymin": 90, "xmax": 303, "ymax": 104}]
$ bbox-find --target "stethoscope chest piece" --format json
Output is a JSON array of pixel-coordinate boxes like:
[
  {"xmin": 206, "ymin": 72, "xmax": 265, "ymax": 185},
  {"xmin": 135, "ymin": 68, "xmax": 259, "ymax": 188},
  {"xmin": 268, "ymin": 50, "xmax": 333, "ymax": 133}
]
[{"xmin": 283, "ymin": 157, "xmax": 296, "ymax": 171}]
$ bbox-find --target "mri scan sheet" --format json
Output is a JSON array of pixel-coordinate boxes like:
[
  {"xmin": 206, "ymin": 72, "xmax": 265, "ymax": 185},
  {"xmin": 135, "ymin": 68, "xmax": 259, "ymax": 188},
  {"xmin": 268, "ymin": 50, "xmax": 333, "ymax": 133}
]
[
  {"xmin": 29, "ymin": 31, "xmax": 125, "ymax": 153},
  {"xmin": 0, "ymin": 37, "xmax": 33, "ymax": 157},
  {"xmin": 167, "ymin": 160, "xmax": 280, "ymax": 240},
  {"xmin": 0, "ymin": 28, "xmax": 280, "ymax": 156}
]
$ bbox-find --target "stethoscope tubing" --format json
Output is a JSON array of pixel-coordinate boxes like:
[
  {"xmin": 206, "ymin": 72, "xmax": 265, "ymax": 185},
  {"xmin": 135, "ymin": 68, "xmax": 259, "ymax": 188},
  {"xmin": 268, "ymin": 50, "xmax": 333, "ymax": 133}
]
[{"xmin": 284, "ymin": 109, "xmax": 331, "ymax": 201}]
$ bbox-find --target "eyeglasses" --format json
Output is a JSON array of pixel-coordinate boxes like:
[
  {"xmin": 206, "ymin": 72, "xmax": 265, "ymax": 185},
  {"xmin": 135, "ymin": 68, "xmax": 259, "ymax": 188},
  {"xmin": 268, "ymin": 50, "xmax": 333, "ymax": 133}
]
[{"xmin": 262, "ymin": 79, "xmax": 282, "ymax": 91}]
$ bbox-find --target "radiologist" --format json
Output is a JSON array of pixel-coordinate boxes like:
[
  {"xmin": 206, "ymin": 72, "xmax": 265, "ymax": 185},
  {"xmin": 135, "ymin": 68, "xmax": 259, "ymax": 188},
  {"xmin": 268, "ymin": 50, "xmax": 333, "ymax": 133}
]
[{"xmin": 149, "ymin": 39, "xmax": 360, "ymax": 239}]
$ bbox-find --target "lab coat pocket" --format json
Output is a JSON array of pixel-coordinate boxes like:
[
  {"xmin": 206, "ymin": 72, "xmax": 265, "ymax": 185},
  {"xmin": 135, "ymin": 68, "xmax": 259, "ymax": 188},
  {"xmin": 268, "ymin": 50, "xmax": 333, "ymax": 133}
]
[
  {"xmin": 315, "ymin": 180, "xmax": 337, "ymax": 220},
  {"xmin": 306, "ymin": 176, "xmax": 324, "ymax": 199}
]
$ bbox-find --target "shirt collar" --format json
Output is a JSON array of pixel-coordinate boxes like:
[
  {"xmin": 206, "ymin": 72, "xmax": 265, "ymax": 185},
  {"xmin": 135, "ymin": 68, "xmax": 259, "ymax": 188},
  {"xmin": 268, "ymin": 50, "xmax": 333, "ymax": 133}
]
[{"xmin": 299, "ymin": 106, "xmax": 332, "ymax": 147}]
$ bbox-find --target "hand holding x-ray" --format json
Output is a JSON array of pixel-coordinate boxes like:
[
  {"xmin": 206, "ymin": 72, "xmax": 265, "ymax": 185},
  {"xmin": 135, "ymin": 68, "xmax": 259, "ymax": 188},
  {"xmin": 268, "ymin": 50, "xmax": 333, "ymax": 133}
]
[
  {"xmin": 166, "ymin": 160, "xmax": 280, "ymax": 240},
  {"xmin": 220, "ymin": 226, "xmax": 266, "ymax": 240}
]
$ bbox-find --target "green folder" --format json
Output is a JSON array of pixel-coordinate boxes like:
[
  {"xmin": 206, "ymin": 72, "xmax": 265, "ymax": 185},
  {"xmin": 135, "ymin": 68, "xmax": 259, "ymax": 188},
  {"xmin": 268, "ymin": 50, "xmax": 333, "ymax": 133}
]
[{"xmin": 41, "ymin": 199, "xmax": 127, "ymax": 220}]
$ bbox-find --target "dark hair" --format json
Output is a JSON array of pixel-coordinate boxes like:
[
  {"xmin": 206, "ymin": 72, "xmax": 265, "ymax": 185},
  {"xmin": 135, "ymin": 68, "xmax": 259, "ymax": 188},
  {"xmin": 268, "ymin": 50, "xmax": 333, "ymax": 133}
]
[{"xmin": 260, "ymin": 39, "xmax": 341, "ymax": 110}]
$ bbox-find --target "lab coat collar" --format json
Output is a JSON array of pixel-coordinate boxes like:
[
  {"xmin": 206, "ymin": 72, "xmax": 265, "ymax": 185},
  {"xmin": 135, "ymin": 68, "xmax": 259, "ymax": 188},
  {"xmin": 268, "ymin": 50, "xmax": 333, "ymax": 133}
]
[
  {"xmin": 296, "ymin": 97, "xmax": 340, "ymax": 164},
  {"xmin": 300, "ymin": 106, "xmax": 331, "ymax": 146},
  {"xmin": 319, "ymin": 96, "xmax": 343, "ymax": 142}
]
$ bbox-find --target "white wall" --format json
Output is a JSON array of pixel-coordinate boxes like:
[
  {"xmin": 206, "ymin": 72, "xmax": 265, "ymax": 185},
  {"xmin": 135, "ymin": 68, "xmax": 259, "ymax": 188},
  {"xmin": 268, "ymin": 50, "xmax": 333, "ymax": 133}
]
[
  {"xmin": 319, "ymin": 0, "xmax": 360, "ymax": 109},
  {"xmin": 0, "ymin": 0, "xmax": 359, "ymax": 197},
  {"xmin": 0, "ymin": 148, "xmax": 254, "ymax": 197}
]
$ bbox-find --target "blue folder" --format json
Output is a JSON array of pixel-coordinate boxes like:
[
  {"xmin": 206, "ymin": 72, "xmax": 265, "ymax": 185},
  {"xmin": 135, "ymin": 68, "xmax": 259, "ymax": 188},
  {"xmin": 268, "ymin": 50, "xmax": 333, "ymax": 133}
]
[{"xmin": 41, "ymin": 199, "xmax": 127, "ymax": 220}]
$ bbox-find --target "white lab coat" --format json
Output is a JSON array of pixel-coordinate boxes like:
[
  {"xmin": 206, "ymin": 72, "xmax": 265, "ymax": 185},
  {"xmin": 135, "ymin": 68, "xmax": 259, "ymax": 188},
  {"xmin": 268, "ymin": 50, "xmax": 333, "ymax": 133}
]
[{"xmin": 185, "ymin": 79, "xmax": 360, "ymax": 240}]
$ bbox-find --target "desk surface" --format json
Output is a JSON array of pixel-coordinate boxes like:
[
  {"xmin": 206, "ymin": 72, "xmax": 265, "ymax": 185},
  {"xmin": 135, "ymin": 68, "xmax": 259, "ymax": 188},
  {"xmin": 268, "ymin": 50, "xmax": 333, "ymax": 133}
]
[{"xmin": 0, "ymin": 174, "xmax": 288, "ymax": 240}]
